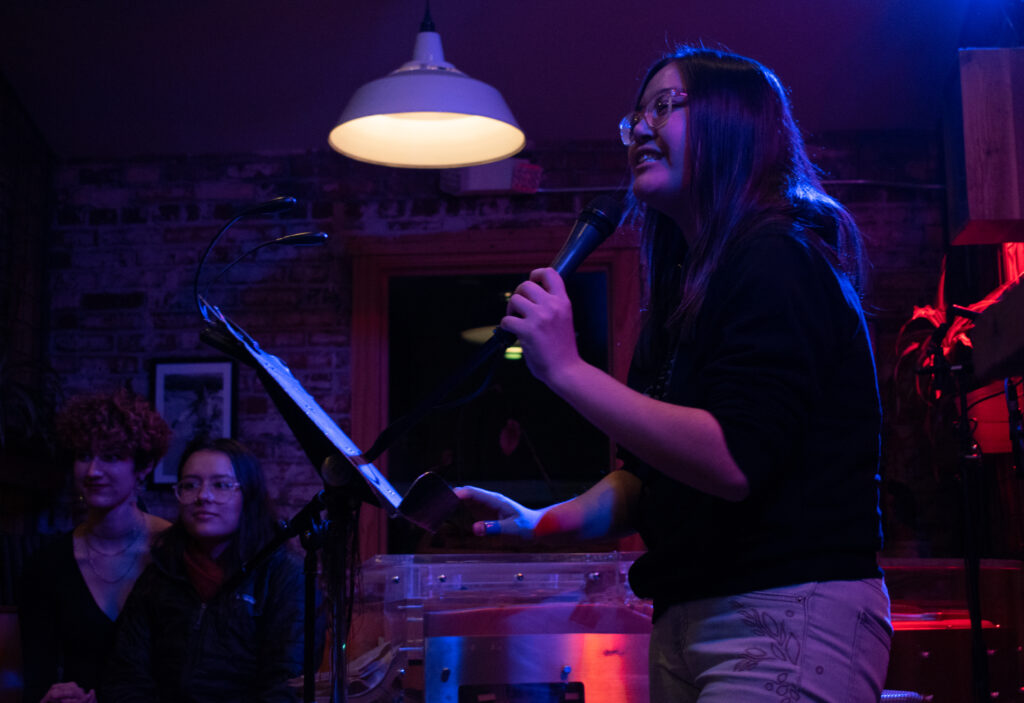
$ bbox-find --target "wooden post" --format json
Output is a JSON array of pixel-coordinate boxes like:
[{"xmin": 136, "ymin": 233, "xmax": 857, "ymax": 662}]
[{"xmin": 951, "ymin": 48, "xmax": 1024, "ymax": 245}]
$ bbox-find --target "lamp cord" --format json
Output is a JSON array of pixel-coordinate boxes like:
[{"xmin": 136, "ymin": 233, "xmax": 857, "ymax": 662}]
[{"xmin": 420, "ymin": 0, "xmax": 435, "ymax": 31}]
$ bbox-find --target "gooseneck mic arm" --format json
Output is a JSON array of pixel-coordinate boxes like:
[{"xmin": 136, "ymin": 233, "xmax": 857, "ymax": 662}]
[
  {"xmin": 205, "ymin": 231, "xmax": 328, "ymax": 290},
  {"xmin": 193, "ymin": 195, "xmax": 297, "ymax": 318},
  {"xmin": 361, "ymin": 195, "xmax": 624, "ymax": 465}
]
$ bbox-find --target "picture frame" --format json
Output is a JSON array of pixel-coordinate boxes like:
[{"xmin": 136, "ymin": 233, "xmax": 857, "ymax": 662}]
[{"xmin": 151, "ymin": 359, "xmax": 236, "ymax": 484}]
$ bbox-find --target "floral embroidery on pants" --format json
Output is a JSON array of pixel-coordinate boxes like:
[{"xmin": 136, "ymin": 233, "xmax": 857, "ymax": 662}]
[{"xmin": 730, "ymin": 601, "xmax": 802, "ymax": 702}]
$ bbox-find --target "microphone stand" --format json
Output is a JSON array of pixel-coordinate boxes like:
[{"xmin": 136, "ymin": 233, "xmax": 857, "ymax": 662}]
[
  {"xmin": 196, "ymin": 196, "xmax": 623, "ymax": 700},
  {"xmin": 954, "ymin": 365, "xmax": 990, "ymax": 703},
  {"xmin": 363, "ymin": 327, "xmax": 514, "ymax": 463},
  {"xmin": 1007, "ymin": 378, "xmax": 1024, "ymax": 480},
  {"xmin": 199, "ymin": 301, "xmax": 458, "ymax": 703},
  {"xmin": 222, "ymin": 491, "xmax": 331, "ymax": 703},
  {"xmin": 299, "ymin": 497, "xmax": 329, "ymax": 703},
  {"xmin": 918, "ymin": 306, "xmax": 990, "ymax": 703}
]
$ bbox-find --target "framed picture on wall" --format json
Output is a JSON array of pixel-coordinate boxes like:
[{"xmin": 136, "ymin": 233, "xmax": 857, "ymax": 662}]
[{"xmin": 151, "ymin": 359, "xmax": 236, "ymax": 484}]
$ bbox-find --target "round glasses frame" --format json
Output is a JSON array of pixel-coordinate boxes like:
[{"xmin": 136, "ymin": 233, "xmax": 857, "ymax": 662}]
[
  {"xmin": 173, "ymin": 478, "xmax": 242, "ymax": 504},
  {"xmin": 618, "ymin": 88, "xmax": 688, "ymax": 146}
]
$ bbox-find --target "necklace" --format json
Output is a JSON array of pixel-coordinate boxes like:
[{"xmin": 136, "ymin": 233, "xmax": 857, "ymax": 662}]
[
  {"xmin": 84, "ymin": 527, "xmax": 145, "ymax": 584},
  {"xmin": 645, "ymin": 339, "xmax": 680, "ymax": 400},
  {"xmin": 85, "ymin": 525, "xmax": 142, "ymax": 556}
]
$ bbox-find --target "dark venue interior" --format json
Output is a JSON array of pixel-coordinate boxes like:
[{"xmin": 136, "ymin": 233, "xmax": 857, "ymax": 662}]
[{"xmin": 2, "ymin": 1, "xmax": 1024, "ymax": 701}]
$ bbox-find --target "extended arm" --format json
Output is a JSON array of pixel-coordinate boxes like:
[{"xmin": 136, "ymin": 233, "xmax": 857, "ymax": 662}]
[
  {"xmin": 502, "ymin": 268, "xmax": 749, "ymax": 501},
  {"xmin": 456, "ymin": 468, "xmax": 642, "ymax": 541}
]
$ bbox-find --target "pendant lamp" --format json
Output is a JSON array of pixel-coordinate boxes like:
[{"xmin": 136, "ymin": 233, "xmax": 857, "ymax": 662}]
[{"xmin": 328, "ymin": 7, "xmax": 525, "ymax": 169}]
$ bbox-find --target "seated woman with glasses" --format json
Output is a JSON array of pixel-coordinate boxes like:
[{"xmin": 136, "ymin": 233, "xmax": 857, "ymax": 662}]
[
  {"xmin": 103, "ymin": 437, "xmax": 306, "ymax": 703},
  {"xmin": 19, "ymin": 388, "xmax": 172, "ymax": 703}
]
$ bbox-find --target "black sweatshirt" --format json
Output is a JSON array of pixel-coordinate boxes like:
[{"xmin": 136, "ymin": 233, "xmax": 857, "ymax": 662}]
[
  {"xmin": 103, "ymin": 542, "xmax": 306, "ymax": 703},
  {"xmin": 624, "ymin": 232, "xmax": 883, "ymax": 618}
]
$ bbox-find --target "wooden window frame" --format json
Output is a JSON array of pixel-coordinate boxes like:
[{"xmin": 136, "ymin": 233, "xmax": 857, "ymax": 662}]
[{"xmin": 348, "ymin": 226, "xmax": 641, "ymax": 556}]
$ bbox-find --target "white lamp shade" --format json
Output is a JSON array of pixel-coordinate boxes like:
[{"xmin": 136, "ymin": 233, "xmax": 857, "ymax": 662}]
[{"xmin": 329, "ymin": 32, "xmax": 525, "ymax": 169}]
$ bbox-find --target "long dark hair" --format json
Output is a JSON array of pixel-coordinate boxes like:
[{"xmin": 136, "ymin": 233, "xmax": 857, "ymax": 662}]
[
  {"xmin": 631, "ymin": 47, "xmax": 864, "ymax": 355},
  {"xmin": 161, "ymin": 437, "xmax": 277, "ymax": 572}
]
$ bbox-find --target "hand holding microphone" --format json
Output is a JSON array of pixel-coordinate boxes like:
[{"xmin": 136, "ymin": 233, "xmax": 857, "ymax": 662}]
[
  {"xmin": 502, "ymin": 268, "xmax": 580, "ymax": 387},
  {"xmin": 502, "ymin": 195, "xmax": 623, "ymax": 386}
]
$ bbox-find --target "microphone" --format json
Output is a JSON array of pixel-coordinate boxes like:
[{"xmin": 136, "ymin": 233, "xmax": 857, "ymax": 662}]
[
  {"xmin": 491, "ymin": 195, "xmax": 623, "ymax": 346},
  {"xmin": 237, "ymin": 196, "xmax": 297, "ymax": 217},
  {"xmin": 489, "ymin": 195, "xmax": 622, "ymax": 345},
  {"xmin": 550, "ymin": 195, "xmax": 624, "ymax": 276}
]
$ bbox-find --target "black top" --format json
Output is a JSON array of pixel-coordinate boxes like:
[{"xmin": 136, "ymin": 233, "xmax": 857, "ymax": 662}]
[
  {"xmin": 624, "ymin": 232, "xmax": 883, "ymax": 618},
  {"xmin": 18, "ymin": 533, "xmax": 116, "ymax": 702},
  {"xmin": 103, "ymin": 538, "xmax": 307, "ymax": 703}
]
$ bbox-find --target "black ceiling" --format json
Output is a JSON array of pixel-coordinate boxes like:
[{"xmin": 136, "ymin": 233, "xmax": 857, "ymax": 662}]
[{"xmin": 1, "ymin": 0, "xmax": 1011, "ymax": 160}]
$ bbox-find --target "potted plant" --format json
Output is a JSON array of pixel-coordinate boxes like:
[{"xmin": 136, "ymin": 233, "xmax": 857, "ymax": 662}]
[{"xmin": 894, "ymin": 275, "xmax": 1021, "ymax": 455}]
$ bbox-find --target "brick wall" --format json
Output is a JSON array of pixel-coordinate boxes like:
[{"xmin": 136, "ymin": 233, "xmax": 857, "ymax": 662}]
[
  {"xmin": 47, "ymin": 147, "xmax": 627, "ymax": 523},
  {"xmin": 44, "ymin": 134, "xmax": 969, "ymax": 555}
]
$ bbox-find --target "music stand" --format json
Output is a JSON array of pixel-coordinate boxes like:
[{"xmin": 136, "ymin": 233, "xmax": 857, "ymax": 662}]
[{"xmin": 198, "ymin": 296, "xmax": 460, "ymax": 703}]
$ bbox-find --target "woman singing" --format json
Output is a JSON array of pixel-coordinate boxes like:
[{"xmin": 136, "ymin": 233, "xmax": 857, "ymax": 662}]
[{"xmin": 456, "ymin": 46, "xmax": 891, "ymax": 702}]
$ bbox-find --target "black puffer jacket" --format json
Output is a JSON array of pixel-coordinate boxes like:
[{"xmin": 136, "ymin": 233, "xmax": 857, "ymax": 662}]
[{"xmin": 103, "ymin": 541, "xmax": 305, "ymax": 703}]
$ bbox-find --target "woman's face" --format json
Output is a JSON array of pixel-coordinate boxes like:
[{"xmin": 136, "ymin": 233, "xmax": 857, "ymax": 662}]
[
  {"xmin": 628, "ymin": 62, "xmax": 689, "ymax": 223},
  {"xmin": 73, "ymin": 448, "xmax": 140, "ymax": 512},
  {"xmin": 178, "ymin": 449, "xmax": 243, "ymax": 555}
]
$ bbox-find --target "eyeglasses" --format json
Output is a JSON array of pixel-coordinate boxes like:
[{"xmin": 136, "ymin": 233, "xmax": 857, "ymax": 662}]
[
  {"xmin": 173, "ymin": 477, "xmax": 242, "ymax": 504},
  {"xmin": 618, "ymin": 88, "xmax": 688, "ymax": 146}
]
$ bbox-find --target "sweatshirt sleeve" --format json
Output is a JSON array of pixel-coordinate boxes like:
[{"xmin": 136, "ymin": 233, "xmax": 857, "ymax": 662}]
[{"xmin": 693, "ymin": 235, "xmax": 843, "ymax": 494}]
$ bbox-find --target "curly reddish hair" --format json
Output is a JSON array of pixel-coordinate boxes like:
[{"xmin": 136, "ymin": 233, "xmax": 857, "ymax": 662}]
[{"xmin": 55, "ymin": 388, "xmax": 172, "ymax": 471}]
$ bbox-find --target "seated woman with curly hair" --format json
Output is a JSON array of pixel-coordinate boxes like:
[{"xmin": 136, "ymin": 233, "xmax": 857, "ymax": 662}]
[{"xmin": 18, "ymin": 388, "xmax": 172, "ymax": 703}]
